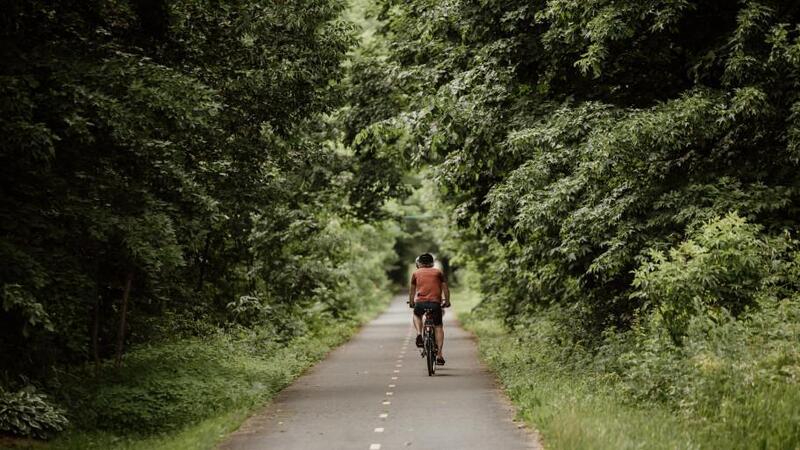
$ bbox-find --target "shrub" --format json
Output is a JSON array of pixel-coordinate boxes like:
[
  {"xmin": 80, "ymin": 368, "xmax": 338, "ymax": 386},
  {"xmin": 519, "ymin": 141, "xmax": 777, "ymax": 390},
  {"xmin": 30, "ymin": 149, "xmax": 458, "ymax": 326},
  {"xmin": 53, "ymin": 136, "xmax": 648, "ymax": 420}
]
[
  {"xmin": 59, "ymin": 313, "xmax": 372, "ymax": 436},
  {"xmin": 607, "ymin": 294, "xmax": 800, "ymax": 447},
  {"xmin": 632, "ymin": 213, "xmax": 771, "ymax": 341},
  {"xmin": 67, "ymin": 336, "xmax": 285, "ymax": 434},
  {"xmin": 0, "ymin": 387, "xmax": 68, "ymax": 439}
]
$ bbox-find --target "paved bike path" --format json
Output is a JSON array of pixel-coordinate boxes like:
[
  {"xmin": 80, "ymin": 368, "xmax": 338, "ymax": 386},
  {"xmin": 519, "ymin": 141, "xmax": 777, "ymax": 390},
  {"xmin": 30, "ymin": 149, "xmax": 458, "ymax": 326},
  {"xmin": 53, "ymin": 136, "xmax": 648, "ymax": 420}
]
[{"xmin": 219, "ymin": 295, "xmax": 539, "ymax": 450}]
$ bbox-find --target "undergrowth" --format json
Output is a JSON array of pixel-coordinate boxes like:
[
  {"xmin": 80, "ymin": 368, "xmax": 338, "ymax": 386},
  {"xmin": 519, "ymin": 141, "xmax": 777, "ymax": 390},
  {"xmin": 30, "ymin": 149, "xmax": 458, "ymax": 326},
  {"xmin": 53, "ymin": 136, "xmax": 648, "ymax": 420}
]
[
  {"xmin": 0, "ymin": 294, "xmax": 390, "ymax": 450},
  {"xmin": 454, "ymin": 285, "xmax": 800, "ymax": 450}
]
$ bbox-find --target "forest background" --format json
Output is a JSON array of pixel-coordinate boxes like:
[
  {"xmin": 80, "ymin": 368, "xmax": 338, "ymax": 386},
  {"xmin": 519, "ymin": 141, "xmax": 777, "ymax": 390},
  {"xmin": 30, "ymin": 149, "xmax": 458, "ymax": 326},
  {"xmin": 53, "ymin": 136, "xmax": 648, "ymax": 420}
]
[{"xmin": 1, "ymin": 0, "xmax": 799, "ymax": 449}]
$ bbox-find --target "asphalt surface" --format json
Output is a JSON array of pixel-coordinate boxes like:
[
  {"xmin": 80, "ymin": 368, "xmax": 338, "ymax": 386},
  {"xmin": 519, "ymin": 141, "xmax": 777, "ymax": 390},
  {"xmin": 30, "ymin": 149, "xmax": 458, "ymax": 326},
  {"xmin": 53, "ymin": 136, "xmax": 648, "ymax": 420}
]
[{"xmin": 219, "ymin": 295, "xmax": 540, "ymax": 450}]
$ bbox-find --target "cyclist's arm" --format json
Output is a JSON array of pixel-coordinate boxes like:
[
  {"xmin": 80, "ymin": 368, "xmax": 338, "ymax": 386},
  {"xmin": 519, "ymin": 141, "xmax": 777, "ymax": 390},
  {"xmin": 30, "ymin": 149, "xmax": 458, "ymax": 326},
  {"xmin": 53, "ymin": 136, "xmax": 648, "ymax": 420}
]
[
  {"xmin": 408, "ymin": 280, "xmax": 416, "ymax": 306},
  {"xmin": 442, "ymin": 282, "xmax": 450, "ymax": 307}
]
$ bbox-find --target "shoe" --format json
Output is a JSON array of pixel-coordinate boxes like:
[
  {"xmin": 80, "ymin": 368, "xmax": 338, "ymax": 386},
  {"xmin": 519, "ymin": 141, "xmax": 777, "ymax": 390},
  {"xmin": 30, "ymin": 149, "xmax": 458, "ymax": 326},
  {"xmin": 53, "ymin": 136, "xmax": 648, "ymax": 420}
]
[
  {"xmin": 436, "ymin": 356, "xmax": 445, "ymax": 365},
  {"xmin": 415, "ymin": 334, "xmax": 423, "ymax": 348}
]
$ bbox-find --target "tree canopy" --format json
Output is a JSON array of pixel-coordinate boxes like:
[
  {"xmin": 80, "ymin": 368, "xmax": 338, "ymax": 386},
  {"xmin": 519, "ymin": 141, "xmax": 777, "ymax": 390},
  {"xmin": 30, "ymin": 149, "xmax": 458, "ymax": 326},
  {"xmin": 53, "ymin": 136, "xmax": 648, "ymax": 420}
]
[
  {"xmin": 0, "ymin": 0, "xmax": 392, "ymax": 380},
  {"xmin": 350, "ymin": 0, "xmax": 800, "ymax": 334},
  {"xmin": 2, "ymin": 0, "xmax": 800, "ymax": 443}
]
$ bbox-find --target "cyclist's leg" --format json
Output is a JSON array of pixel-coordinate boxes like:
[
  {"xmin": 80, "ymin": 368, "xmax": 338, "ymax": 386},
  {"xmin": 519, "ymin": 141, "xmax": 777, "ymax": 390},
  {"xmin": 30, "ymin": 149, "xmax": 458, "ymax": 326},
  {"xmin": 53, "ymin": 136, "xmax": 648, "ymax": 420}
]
[
  {"xmin": 412, "ymin": 304, "xmax": 425, "ymax": 347},
  {"xmin": 412, "ymin": 313, "xmax": 422, "ymax": 335},
  {"xmin": 431, "ymin": 305, "xmax": 444, "ymax": 359}
]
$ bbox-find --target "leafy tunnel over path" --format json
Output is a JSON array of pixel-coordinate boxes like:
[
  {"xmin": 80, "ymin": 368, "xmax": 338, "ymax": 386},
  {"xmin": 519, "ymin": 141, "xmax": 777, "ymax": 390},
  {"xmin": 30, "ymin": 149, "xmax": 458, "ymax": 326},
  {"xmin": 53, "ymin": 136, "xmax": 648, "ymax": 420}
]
[{"xmin": 2, "ymin": 0, "xmax": 800, "ymax": 447}]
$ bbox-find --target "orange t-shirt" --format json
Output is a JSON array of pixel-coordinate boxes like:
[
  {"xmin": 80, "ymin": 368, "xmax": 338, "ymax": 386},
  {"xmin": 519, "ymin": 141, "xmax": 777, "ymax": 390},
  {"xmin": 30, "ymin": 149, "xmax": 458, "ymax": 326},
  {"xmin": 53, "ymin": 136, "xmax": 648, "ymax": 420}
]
[{"xmin": 411, "ymin": 267, "xmax": 446, "ymax": 302}]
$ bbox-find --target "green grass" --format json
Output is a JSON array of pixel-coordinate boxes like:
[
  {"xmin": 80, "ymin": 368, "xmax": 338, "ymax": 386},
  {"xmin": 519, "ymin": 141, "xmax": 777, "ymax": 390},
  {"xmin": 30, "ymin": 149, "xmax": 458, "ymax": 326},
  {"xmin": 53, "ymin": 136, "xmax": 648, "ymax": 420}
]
[
  {"xmin": 2, "ymin": 295, "xmax": 391, "ymax": 450},
  {"xmin": 458, "ymin": 311, "xmax": 696, "ymax": 449},
  {"xmin": 452, "ymin": 287, "xmax": 798, "ymax": 450},
  {"xmin": 40, "ymin": 410, "xmax": 250, "ymax": 450}
]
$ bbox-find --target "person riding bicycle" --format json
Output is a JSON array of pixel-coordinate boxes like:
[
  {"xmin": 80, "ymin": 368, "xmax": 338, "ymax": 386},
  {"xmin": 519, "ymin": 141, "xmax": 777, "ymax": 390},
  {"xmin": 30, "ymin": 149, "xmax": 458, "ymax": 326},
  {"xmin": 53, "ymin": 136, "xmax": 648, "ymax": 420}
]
[{"xmin": 408, "ymin": 253, "xmax": 450, "ymax": 365}]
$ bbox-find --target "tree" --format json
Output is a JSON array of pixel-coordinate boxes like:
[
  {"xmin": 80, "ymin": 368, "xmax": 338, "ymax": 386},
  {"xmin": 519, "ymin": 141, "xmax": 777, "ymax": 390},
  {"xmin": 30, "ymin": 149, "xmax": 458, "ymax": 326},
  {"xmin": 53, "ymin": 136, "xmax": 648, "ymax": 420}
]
[
  {"xmin": 355, "ymin": 0, "xmax": 800, "ymax": 335},
  {"xmin": 0, "ymin": 0, "xmax": 357, "ymax": 378}
]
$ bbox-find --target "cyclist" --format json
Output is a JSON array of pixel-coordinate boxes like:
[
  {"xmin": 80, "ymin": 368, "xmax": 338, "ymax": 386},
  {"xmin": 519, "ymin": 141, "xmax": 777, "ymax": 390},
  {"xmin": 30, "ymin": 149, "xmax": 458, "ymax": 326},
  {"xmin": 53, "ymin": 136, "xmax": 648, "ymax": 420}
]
[{"xmin": 408, "ymin": 253, "xmax": 450, "ymax": 365}]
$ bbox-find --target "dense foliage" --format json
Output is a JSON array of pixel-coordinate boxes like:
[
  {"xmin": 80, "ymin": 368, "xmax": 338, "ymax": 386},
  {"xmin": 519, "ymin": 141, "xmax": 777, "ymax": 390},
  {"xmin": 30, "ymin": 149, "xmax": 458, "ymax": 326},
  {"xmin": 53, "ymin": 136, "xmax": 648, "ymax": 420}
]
[
  {"xmin": 4, "ymin": 0, "xmax": 800, "ymax": 445},
  {"xmin": 357, "ymin": 0, "xmax": 800, "ymax": 331},
  {"xmin": 0, "ymin": 0, "xmax": 399, "ymax": 439},
  {"xmin": 0, "ymin": 388, "xmax": 68, "ymax": 439},
  {"xmin": 459, "ymin": 284, "xmax": 800, "ymax": 450},
  {"xmin": 351, "ymin": 0, "xmax": 800, "ymax": 445}
]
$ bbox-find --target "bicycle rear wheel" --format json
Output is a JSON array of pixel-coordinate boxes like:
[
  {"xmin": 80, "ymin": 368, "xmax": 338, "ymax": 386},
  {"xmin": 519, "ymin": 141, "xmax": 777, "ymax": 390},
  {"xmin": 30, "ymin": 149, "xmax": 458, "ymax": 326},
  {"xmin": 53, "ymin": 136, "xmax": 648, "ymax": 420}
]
[{"xmin": 425, "ymin": 335, "xmax": 435, "ymax": 376}]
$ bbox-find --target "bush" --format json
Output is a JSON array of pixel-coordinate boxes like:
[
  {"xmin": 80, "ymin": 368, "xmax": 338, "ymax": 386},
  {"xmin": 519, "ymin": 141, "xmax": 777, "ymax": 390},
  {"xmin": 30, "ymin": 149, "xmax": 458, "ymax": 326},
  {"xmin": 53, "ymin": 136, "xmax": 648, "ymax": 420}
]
[
  {"xmin": 54, "ymin": 299, "xmax": 386, "ymax": 438},
  {"xmin": 0, "ymin": 387, "xmax": 68, "ymax": 439},
  {"xmin": 632, "ymin": 213, "xmax": 772, "ymax": 341},
  {"xmin": 63, "ymin": 334, "xmax": 301, "ymax": 434},
  {"xmin": 466, "ymin": 300, "xmax": 800, "ymax": 449},
  {"xmin": 605, "ymin": 294, "xmax": 800, "ymax": 447}
]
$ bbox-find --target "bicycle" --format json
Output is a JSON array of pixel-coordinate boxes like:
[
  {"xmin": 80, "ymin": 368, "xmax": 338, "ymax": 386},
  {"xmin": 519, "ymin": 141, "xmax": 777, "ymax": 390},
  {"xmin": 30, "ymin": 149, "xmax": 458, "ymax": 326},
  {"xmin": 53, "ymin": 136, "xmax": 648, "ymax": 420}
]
[{"xmin": 419, "ymin": 305, "xmax": 439, "ymax": 376}]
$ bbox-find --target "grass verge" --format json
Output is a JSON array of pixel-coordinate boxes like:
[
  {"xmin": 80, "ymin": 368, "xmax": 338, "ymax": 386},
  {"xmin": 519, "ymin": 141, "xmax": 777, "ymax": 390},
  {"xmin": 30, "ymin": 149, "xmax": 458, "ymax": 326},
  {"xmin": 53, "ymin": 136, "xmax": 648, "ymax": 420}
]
[
  {"xmin": 3, "ymin": 294, "xmax": 391, "ymax": 450},
  {"xmin": 452, "ymin": 287, "xmax": 793, "ymax": 450}
]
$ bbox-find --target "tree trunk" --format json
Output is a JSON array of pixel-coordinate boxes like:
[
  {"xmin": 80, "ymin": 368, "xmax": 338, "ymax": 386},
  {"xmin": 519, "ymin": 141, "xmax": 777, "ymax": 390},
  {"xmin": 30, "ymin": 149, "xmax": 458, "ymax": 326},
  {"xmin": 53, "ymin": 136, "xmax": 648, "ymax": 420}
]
[
  {"xmin": 114, "ymin": 272, "xmax": 134, "ymax": 368},
  {"xmin": 92, "ymin": 293, "xmax": 101, "ymax": 376},
  {"xmin": 90, "ymin": 261, "xmax": 102, "ymax": 376},
  {"xmin": 196, "ymin": 233, "xmax": 211, "ymax": 292}
]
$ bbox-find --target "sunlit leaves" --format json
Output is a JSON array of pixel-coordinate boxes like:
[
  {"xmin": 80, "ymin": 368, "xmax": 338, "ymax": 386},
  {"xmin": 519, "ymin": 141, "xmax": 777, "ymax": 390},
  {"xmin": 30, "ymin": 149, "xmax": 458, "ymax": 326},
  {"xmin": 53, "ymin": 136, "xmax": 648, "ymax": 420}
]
[
  {"xmin": 632, "ymin": 213, "xmax": 771, "ymax": 341},
  {"xmin": 367, "ymin": 0, "xmax": 800, "ymax": 335}
]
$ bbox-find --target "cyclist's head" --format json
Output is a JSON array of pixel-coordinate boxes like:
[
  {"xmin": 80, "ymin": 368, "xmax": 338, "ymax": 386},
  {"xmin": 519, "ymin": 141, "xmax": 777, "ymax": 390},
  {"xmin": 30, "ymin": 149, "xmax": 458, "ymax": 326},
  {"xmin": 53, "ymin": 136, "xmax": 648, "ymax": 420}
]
[{"xmin": 415, "ymin": 253, "xmax": 434, "ymax": 268}]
